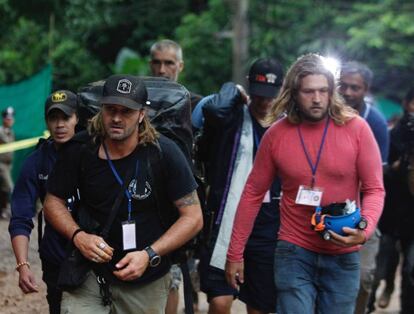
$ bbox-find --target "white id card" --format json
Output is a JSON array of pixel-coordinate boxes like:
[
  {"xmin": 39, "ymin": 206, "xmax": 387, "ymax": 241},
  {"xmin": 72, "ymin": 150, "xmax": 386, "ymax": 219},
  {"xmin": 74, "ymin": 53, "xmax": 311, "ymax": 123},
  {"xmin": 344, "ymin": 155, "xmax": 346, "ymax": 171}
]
[
  {"xmin": 263, "ymin": 190, "xmax": 271, "ymax": 203},
  {"xmin": 295, "ymin": 185, "xmax": 323, "ymax": 207},
  {"xmin": 122, "ymin": 221, "xmax": 136, "ymax": 250}
]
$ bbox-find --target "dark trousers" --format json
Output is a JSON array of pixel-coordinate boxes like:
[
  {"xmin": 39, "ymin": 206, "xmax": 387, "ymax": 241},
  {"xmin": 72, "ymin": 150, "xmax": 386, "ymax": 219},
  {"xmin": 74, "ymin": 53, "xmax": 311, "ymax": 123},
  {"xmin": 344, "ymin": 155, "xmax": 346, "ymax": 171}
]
[
  {"xmin": 401, "ymin": 237, "xmax": 414, "ymax": 314},
  {"xmin": 367, "ymin": 234, "xmax": 400, "ymax": 313},
  {"xmin": 42, "ymin": 261, "xmax": 63, "ymax": 314}
]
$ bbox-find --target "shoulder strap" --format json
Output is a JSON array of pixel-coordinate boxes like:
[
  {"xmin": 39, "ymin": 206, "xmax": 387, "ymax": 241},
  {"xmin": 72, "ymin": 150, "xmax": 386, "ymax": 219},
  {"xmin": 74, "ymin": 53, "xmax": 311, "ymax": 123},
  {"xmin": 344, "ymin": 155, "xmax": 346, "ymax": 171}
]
[
  {"xmin": 146, "ymin": 141, "xmax": 174, "ymax": 229},
  {"xmin": 75, "ymin": 136, "xmax": 136, "ymax": 239},
  {"xmin": 99, "ymin": 159, "xmax": 135, "ymax": 240},
  {"xmin": 146, "ymin": 141, "xmax": 195, "ymax": 314}
]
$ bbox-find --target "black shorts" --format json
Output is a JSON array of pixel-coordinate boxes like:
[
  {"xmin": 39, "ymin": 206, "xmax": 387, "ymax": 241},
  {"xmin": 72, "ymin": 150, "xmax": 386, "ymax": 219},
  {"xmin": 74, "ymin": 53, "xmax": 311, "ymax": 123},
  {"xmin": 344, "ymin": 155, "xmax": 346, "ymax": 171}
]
[
  {"xmin": 239, "ymin": 247, "xmax": 277, "ymax": 313},
  {"xmin": 199, "ymin": 246, "xmax": 238, "ymax": 301}
]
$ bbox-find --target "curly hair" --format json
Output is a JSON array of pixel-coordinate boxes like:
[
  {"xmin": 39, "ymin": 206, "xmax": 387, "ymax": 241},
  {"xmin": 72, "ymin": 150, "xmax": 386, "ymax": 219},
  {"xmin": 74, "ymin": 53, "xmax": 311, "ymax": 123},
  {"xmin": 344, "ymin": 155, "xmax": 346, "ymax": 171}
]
[
  {"xmin": 269, "ymin": 53, "xmax": 357, "ymax": 125},
  {"xmin": 88, "ymin": 109, "xmax": 158, "ymax": 145}
]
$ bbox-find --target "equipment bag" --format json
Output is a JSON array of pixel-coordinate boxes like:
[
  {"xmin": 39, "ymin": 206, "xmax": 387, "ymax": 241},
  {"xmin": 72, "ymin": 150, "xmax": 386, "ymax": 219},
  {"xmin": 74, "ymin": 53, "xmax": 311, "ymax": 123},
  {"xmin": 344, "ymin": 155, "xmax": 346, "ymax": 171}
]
[{"xmin": 77, "ymin": 76, "xmax": 193, "ymax": 162}]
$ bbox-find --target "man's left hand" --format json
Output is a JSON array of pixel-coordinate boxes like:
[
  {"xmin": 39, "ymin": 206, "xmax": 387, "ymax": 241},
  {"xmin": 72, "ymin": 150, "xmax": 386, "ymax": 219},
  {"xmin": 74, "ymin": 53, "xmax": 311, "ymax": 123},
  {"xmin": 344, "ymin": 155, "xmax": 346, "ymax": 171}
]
[
  {"xmin": 328, "ymin": 227, "xmax": 366, "ymax": 247},
  {"xmin": 113, "ymin": 251, "xmax": 149, "ymax": 281}
]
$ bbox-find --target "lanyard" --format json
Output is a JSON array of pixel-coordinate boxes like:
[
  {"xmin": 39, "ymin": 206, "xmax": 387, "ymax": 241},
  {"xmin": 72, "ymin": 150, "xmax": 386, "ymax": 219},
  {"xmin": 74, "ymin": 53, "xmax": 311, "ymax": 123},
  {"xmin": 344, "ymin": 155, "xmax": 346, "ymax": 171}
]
[
  {"xmin": 102, "ymin": 142, "xmax": 138, "ymax": 221},
  {"xmin": 297, "ymin": 117, "xmax": 330, "ymax": 188}
]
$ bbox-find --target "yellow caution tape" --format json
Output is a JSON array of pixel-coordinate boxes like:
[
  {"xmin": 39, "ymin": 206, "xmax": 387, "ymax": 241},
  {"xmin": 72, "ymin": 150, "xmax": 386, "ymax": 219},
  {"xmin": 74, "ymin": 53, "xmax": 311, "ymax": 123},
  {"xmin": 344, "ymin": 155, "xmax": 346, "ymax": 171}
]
[{"xmin": 0, "ymin": 131, "xmax": 50, "ymax": 154}]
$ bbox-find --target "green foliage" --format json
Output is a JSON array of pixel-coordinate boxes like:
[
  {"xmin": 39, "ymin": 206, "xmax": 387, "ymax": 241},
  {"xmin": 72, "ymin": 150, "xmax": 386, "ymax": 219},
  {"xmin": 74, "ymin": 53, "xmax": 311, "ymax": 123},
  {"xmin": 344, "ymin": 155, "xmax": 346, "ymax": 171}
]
[
  {"xmin": 248, "ymin": 1, "xmax": 349, "ymax": 72},
  {"xmin": 336, "ymin": 1, "xmax": 414, "ymax": 98},
  {"xmin": 176, "ymin": 0, "xmax": 232, "ymax": 95},
  {"xmin": 0, "ymin": 17, "xmax": 49, "ymax": 83},
  {"xmin": 51, "ymin": 38, "xmax": 107, "ymax": 91},
  {"xmin": 0, "ymin": 0, "xmax": 16, "ymax": 28},
  {"xmin": 114, "ymin": 47, "xmax": 149, "ymax": 76},
  {"xmin": 1, "ymin": 0, "xmax": 413, "ymax": 101},
  {"xmin": 64, "ymin": 0, "xmax": 190, "ymax": 63}
]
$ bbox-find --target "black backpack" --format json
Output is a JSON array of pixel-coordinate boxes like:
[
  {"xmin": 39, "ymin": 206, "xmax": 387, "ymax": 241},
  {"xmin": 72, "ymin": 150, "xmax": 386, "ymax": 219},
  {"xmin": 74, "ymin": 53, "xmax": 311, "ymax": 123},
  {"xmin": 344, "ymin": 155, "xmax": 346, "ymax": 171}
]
[{"xmin": 77, "ymin": 76, "xmax": 193, "ymax": 163}]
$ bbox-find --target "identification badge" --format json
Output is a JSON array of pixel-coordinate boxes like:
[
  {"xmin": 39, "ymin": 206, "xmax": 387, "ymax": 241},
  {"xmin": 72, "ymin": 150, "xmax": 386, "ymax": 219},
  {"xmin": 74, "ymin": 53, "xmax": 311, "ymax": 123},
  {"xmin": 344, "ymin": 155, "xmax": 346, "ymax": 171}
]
[
  {"xmin": 263, "ymin": 190, "xmax": 271, "ymax": 203},
  {"xmin": 122, "ymin": 220, "xmax": 136, "ymax": 250},
  {"xmin": 295, "ymin": 185, "xmax": 323, "ymax": 206}
]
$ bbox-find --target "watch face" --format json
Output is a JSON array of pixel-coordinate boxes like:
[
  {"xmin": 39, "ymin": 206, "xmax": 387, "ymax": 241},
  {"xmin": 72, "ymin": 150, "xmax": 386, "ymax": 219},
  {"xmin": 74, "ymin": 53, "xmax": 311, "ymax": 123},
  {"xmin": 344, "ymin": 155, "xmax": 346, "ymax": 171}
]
[{"xmin": 150, "ymin": 255, "xmax": 161, "ymax": 267}]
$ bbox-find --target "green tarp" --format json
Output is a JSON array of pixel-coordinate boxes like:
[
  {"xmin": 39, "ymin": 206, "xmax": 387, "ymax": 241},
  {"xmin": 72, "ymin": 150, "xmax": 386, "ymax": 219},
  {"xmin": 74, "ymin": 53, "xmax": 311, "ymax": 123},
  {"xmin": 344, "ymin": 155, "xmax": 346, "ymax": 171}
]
[
  {"xmin": 0, "ymin": 64, "xmax": 52, "ymax": 180},
  {"xmin": 376, "ymin": 97, "xmax": 403, "ymax": 121}
]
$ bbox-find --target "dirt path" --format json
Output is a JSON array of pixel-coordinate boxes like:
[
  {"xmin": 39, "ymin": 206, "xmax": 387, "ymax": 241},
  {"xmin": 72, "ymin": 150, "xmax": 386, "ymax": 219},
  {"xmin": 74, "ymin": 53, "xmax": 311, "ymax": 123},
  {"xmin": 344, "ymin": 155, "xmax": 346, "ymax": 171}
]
[
  {"xmin": 0, "ymin": 217, "xmax": 401, "ymax": 314},
  {"xmin": 0, "ymin": 219, "xmax": 48, "ymax": 314}
]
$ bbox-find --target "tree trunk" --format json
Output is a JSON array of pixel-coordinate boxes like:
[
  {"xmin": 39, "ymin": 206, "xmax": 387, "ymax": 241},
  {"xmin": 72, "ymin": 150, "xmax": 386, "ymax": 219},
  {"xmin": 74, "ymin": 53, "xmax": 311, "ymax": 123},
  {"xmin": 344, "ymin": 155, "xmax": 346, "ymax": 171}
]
[{"xmin": 231, "ymin": 0, "xmax": 249, "ymax": 85}]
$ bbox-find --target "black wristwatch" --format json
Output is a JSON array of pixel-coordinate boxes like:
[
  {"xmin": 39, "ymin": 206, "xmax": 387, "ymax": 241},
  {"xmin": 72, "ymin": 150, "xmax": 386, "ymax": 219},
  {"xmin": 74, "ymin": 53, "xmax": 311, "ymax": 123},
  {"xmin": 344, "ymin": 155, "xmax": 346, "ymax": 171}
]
[{"xmin": 144, "ymin": 246, "xmax": 161, "ymax": 267}]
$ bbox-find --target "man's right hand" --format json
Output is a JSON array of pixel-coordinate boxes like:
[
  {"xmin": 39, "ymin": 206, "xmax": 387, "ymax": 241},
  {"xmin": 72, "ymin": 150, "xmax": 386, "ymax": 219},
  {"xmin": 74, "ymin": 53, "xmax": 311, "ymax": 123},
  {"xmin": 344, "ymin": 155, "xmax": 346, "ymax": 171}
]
[
  {"xmin": 113, "ymin": 250, "xmax": 149, "ymax": 281},
  {"xmin": 18, "ymin": 265, "xmax": 39, "ymax": 293},
  {"xmin": 73, "ymin": 231, "xmax": 114, "ymax": 263}
]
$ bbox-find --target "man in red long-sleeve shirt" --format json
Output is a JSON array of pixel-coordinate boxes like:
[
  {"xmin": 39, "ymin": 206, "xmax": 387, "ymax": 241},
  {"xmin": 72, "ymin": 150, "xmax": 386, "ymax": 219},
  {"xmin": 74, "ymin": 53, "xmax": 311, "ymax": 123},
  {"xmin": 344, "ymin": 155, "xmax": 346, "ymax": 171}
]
[{"xmin": 225, "ymin": 54, "xmax": 385, "ymax": 314}]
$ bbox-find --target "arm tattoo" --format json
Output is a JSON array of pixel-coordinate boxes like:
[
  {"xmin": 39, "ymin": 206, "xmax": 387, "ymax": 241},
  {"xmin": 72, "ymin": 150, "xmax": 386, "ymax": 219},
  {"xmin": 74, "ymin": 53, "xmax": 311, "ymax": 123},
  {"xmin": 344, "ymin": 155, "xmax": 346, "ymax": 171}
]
[{"xmin": 175, "ymin": 191, "xmax": 200, "ymax": 208}]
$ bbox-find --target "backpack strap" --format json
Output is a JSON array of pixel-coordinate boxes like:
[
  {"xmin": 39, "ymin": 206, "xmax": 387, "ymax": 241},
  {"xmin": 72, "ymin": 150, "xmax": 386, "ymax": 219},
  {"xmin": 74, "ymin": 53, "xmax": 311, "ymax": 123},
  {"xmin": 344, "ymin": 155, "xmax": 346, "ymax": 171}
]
[
  {"xmin": 100, "ymin": 164, "xmax": 135, "ymax": 239},
  {"xmin": 75, "ymin": 135, "xmax": 135, "ymax": 238},
  {"xmin": 146, "ymin": 141, "xmax": 178, "ymax": 230},
  {"xmin": 146, "ymin": 141, "xmax": 194, "ymax": 314}
]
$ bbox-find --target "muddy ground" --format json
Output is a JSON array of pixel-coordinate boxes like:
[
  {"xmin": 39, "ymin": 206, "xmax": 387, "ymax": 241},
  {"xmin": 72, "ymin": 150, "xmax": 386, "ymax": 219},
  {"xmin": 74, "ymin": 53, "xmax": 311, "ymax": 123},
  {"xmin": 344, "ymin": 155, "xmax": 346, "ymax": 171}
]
[
  {"xmin": 0, "ymin": 218, "xmax": 401, "ymax": 314},
  {"xmin": 0, "ymin": 218, "xmax": 48, "ymax": 314}
]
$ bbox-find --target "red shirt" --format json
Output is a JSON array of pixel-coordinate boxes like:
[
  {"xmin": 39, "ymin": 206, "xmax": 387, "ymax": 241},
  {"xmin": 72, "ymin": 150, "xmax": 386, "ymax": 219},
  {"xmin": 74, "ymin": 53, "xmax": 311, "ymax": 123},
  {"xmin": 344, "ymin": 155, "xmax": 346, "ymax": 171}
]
[{"xmin": 227, "ymin": 116, "xmax": 385, "ymax": 262}]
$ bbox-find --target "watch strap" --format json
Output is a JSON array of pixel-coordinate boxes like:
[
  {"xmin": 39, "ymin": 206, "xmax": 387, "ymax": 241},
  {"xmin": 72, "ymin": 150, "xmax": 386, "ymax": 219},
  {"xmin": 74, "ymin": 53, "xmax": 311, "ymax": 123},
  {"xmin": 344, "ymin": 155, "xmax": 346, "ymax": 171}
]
[{"xmin": 144, "ymin": 246, "xmax": 161, "ymax": 267}]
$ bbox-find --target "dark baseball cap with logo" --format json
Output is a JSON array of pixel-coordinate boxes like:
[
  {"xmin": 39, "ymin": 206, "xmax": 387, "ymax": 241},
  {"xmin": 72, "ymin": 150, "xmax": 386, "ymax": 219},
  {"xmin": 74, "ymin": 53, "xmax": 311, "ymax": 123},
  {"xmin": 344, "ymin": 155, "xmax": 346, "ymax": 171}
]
[
  {"xmin": 100, "ymin": 74, "xmax": 149, "ymax": 110},
  {"xmin": 45, "ymin": 90, "xmax": 78, "ymax": 117},
  {"xmin": 248, "ymin": 58, "xmax": 284, "ymax": 98}
]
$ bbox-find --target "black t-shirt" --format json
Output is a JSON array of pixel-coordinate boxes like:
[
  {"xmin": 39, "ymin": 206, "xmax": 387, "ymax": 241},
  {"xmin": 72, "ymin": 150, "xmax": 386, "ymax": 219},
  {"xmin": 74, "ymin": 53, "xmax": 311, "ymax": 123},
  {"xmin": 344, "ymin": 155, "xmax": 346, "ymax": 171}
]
[{"xmin": 48, "ymin": 134, "xmax": 197, "ymax": 285}]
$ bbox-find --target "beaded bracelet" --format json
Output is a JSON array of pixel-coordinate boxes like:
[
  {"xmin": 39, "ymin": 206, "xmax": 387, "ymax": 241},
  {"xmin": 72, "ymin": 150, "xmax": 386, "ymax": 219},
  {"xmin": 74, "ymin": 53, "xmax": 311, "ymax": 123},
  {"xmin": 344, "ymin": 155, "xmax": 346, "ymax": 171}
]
[{"xmin": 15, "ymin": 261, "xmax": 30, "ymax": 271}]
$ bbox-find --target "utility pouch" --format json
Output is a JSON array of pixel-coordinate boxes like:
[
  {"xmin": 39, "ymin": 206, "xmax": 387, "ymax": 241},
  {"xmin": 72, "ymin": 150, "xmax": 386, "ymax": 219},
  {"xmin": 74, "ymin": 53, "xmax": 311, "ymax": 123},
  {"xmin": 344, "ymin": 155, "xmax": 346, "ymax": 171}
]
[{"xmin": 57, "ymin": 244, "xmax": 92, "ymax": 290}]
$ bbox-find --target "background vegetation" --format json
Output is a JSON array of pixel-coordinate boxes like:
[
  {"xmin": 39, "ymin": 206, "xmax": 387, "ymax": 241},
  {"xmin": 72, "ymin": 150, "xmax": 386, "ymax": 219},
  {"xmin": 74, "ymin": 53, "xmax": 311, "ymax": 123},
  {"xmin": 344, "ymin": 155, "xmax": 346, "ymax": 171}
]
[{"xmin": 1, "ymin": 0, "xmax": 413, "ymax": 101}]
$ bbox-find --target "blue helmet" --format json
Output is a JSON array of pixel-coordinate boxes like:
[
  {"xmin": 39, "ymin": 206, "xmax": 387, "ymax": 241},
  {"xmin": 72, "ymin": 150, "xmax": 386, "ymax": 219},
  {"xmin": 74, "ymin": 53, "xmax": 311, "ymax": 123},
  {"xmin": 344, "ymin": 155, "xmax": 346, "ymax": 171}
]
[{"xmin": 311, "ymin": 203, "xmax": 367, "ymax": 240}]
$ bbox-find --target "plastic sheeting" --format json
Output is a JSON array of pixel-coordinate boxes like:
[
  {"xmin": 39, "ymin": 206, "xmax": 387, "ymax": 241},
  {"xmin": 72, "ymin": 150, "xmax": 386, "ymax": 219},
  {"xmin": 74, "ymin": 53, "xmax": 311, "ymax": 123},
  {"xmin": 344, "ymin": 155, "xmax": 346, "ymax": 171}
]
[{"xmin": 0, "ymin": 65, "xmax": 52, "ymax": 180}]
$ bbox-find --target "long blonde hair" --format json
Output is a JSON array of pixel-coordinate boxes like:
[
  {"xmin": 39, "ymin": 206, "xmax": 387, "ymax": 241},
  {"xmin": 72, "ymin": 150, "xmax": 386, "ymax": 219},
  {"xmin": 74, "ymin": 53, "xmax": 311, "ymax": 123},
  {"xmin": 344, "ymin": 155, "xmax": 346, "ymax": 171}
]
[
  {"xmin": 270, "ymin": 53, "xmax": 357, "ymax": 125},
  {"xmin": 88, "ymin": 109, "xmax": 159, "ymax": 145}
]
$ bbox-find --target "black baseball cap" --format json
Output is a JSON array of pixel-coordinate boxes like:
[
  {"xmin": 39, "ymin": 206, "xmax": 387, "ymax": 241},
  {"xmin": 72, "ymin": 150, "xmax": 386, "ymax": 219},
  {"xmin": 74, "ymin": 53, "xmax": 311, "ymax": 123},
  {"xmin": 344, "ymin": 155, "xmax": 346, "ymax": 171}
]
[
  {"xmin": 248, "ymin": 58, "xmax": 284, "ymax": 98},
  {"xmin": 100, "ymin": 75, "xmax": 148, "ymax": 110},
  {"xmin": 45, "ymin": 90, "xmax": 77, "ymax": 117}
]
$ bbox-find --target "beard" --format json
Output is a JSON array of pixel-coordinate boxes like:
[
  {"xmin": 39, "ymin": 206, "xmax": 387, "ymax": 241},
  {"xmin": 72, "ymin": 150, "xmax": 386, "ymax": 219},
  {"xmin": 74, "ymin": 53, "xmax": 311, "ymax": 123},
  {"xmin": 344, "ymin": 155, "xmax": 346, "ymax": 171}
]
[
  {"xmin": 299, "ymin": 107, "xmax": 329, "ymax": 123},
  {"xmin": 105, "ymin": 123, "xmax": 138, "ymax": 141}
]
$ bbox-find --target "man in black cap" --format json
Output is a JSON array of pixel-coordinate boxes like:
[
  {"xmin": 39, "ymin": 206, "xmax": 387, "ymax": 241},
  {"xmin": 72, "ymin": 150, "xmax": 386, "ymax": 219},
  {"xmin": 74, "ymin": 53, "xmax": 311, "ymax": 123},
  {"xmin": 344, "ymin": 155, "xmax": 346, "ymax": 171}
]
[
  {"xmin": 9, "ymin": 90, "xmax": 78, "ymax": 314},
  {"xmin": 0, "ymin": 106, "xmax": 15, "ymax": 218},
  {"xmin": 43, "ymin": 74, "xmax": 203, "ymax": 313},
  {"xmin": 198, "ymin": 58, "xmax": 284, "ymax": 314}
]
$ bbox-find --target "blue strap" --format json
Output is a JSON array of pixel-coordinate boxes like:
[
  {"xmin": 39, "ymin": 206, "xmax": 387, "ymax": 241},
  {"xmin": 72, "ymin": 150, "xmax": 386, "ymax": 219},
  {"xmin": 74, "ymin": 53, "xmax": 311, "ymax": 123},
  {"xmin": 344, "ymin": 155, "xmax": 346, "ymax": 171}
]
[
  {"xmin": 297, "ymin": 117, "xmax": 330, "ymax": 187},
  {"xmin": 102, "ymin": 142, "xmax": 137, "ymax": 221}
]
